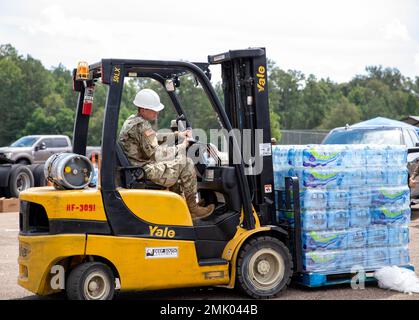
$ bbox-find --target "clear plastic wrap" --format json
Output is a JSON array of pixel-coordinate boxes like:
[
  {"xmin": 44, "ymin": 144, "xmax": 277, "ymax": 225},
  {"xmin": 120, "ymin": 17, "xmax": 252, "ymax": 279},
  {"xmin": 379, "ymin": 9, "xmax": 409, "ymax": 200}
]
[{"xmin": 273, "ymin": 144, "xmax": 411, "ymax": 274}]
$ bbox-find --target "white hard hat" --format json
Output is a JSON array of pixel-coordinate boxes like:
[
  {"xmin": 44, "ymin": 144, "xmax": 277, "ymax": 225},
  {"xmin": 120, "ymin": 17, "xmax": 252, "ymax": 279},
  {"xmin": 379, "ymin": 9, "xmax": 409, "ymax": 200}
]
[{"xmin": 133, "ymin": 89, "xmax": 164, "ymax": 112}]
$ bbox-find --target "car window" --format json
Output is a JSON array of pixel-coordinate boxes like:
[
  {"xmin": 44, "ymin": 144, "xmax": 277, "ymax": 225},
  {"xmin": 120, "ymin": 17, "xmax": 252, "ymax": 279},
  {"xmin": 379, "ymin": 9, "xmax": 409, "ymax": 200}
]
[
  {"xmin": 407, "ymin": 129, "xmax": 418, "ymax": 146},
  {"xmin": 323, "ymin": 128, "xmax": 402, "ymax": 145},
  {"xmin": 39, "ymin": 138, "xmax": 54, "ymax": 148},
  {"xmin": 402, "ymin": 129, "xmax": 414, "ymax": 148},
  {"xmin": 10, "ymin": 136, "xmax": 39, "ymax": 147},
  {"xmin": 53, "ymin": 138, "xmax": 69, "ymax": 148}
]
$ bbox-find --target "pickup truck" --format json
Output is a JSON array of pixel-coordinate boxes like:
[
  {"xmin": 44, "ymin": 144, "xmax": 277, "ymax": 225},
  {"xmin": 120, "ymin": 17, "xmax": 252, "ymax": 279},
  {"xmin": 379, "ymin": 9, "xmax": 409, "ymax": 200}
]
[
  {"xmin": 0, "ymin": 135, "xmax": 100, "ymax": 198},
  {"xmin": 0, "ymin": 135, "xmax": 100, "ymax": 164}
]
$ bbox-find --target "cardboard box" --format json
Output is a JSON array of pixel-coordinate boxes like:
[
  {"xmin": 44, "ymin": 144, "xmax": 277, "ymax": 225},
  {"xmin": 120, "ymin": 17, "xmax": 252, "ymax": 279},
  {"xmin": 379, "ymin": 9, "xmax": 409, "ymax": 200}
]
[{"xmin": 0, "ymin": 197, "xmax": 20, "ymax": 213}]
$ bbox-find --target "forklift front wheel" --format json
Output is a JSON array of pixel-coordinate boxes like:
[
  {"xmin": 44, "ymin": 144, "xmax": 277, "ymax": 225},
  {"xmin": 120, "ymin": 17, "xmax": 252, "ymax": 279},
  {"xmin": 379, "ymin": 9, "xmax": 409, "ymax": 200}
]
[
  {"xmin": 236, "ymin": 236, "xmax": 292, "ymax": 299},
  {"xmin": 66, "ymin": 262, "xmax": 115, "ymax": 300}
]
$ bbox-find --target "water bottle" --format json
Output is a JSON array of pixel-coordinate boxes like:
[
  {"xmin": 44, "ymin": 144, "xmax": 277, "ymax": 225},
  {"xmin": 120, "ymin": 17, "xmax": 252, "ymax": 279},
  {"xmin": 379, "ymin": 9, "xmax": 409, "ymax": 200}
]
[
  {"xmin": 349, "ymin": 187, "xmax": 371, "ymax": 208},
  {"xmin": 327, "ymin": 208, "xmax": 350, "ymax": 230},
  {"xmin": 371, "ymin": 186, "xmax": 410, "ymax": 207},
  {"xmin": 303, "ymin": 250, "xmax": 344, "ymax": 272},
  {"xmin": 272, "ymin": 145, "xmax": 289, "ymax": 169},
  {"xmin": 347, "ymin": 228, "xmax": 368, "ymax": 248},
  {"xmin": 387, "ymin": 166, "xmax": 408, "ymax": 186},
  {"xmin": 387, "ymin": 145, "xmax": 407, "ymax": 167},
  {"xmin": 388, "ymin": 225, "xmax": 409, "ymax": 247},
  {"xmin": 301, "ymin": 189, "xmax": 327, "ymax": 209},
  {"xmin": 302, "ymin": 230, "xmax": 347, "ymax": 251},
  {"xmin": 302, "ymin": 168, "xmax": 341, "ymax": 189},
  {"xmin": 371, "ymin": 205, "xmax": 411, "ymax": 225},
  {"xmin": 344, "ymin": 145, "xmax": 366, "ymax": 167},
  {"xmin": 350, "ymin": 207, "xmax": 371, "ymax": 227},
  {"xmin": 301, "ymin": 209, "xmax": 328, "ymax": 231},
  {"xmin": 349, "ymin": 168, "xmax": 366, "ymax": 187},
  {"xmin": 288, "ymin": 145, "xmax": 305, "ymax": 167},
  {"xmin": 388, "ymin": 246, "xmax": 410, "ymax": 266},
  {"xmin": 327, "ymin": 189, "xmax": 349, "ymax": 209},
  {"xmin": 273, "ymin": 170, "xmax": 284, "ymax": 190},
  {"xmin": 272, "ymin": 145, "xmax": 280, "ymax": 171},
  {"xmin": 366, "ymin": 168, "xmax": 387, "ymax": 187},
  {"xmin": 302, "ymin": 145, "xmax": 344, "ymax": 168},
  {"xmin": 367, "ymin": 247, "xmax": 390, "ymax": 268},
  {"xmin": 342, "ymin": 249, "xmax": 367, "ymax": 271},
  {"xmin": 338, "ymin": 168, "xmax": 352, "ymax": 188},
  {"xmin": 365, "ymin": 145, "xmax": 387, "ymax": 167},
  {"xmin": 367, "ymin": 225, "xmax": 389, "ymax": 247}
]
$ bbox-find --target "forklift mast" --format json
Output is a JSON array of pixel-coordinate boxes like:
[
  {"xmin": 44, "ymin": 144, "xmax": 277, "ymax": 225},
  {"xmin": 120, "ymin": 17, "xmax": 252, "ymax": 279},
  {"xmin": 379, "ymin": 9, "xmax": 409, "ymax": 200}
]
[{"xmin": 208, "ymin": 48, "xmax": 275, "ymax": 225}]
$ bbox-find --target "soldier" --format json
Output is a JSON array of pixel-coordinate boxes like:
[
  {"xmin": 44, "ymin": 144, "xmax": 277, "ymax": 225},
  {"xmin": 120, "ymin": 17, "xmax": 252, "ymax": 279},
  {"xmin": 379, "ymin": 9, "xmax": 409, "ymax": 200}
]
[{"xmin": 119, "ymin": 88, "xmax": 215, "ymax": 220}]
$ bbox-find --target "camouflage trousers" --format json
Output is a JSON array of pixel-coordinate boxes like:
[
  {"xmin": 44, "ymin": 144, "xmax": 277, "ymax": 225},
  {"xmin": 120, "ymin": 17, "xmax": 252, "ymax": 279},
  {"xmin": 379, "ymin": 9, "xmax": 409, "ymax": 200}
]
[{"xmin": 143, "ymin": 156, "xmax": 197, "ymax": 196}]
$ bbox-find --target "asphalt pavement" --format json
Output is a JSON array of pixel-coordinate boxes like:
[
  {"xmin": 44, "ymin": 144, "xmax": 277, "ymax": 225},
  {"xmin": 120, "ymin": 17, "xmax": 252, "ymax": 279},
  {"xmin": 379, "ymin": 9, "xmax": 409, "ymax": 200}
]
[{"xmin": 1, "ymin": 210, "xmax": 419, "ymax": 300}]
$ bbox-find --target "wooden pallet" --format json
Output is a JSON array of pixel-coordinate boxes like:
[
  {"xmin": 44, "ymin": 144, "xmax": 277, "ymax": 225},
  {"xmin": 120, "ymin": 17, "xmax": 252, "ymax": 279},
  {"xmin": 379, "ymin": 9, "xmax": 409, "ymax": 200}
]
[
  {"xmin": 0, "ymin": 197, "xmax": 19, "ymax": 213},
  {"xmin": 295, "ymin": 265, "xmax": 415, "ymax": 287}
]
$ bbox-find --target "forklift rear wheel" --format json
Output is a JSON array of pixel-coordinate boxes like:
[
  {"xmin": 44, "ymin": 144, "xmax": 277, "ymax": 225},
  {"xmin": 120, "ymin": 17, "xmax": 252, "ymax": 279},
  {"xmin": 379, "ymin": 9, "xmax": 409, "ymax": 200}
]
[
  {"xmin": 236, "ymin": 236, "xmax": 292, "ymax": 299},
  {"xmin": 66, "ymin": 262, "xmax": 115, "ymax": 300}
]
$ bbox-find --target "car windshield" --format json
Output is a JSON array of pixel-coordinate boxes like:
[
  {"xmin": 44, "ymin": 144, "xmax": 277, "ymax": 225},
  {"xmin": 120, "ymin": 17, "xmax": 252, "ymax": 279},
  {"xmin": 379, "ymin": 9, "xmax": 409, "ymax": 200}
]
[
  {"xmin": 10, "ymin": 136, "xmax": 39, "ymax": 147},
  {"xmin": 323, "ymin": 128, "xmax": 402, "ymax": 145}
]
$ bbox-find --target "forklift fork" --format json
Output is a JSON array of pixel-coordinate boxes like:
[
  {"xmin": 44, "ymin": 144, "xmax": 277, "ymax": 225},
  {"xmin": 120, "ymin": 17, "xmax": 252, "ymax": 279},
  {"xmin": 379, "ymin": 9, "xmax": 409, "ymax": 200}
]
[{"xmin": 278, "ymin": 176, "xmax": 303, "ymax": 273}]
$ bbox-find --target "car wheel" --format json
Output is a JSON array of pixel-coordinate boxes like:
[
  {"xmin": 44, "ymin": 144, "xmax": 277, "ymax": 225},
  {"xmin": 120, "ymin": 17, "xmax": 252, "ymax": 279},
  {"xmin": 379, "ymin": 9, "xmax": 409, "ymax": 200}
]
[
  {"xmin": 29, "ymin": 164, "xmax": 47, "ymax": 187},
  {"xmin": 5, "ymin": 165, "xmax": 34, "ymax": 198},
  {"xmin": 66, "ymin": 262, "xmax": 115, "ymax": 300},
  {"xmin": 236, "ymin": 236, "xmax": 293, "ymax": 299}
]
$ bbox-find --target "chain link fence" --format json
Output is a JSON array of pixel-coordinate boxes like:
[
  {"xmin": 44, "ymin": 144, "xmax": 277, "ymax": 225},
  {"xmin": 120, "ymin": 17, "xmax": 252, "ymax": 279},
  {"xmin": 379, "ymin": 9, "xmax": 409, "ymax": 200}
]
[{"xmin": 278, "ymin": 129, "xmax": 329, "ymax": 145}]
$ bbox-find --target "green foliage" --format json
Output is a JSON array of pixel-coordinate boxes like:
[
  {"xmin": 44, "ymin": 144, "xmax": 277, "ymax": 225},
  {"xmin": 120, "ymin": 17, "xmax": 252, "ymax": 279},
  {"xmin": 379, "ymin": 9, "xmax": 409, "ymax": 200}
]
[
  {"xmin": 1, "ymin": 44, "xmax": 419, "ymax": 148},
  {"xmin": 268, "ymin": 63, "xmax": 419, "ymax": 130},
  {"xmin": 317, "ymin": 97, "xmax": 361, "ymax": 129}
]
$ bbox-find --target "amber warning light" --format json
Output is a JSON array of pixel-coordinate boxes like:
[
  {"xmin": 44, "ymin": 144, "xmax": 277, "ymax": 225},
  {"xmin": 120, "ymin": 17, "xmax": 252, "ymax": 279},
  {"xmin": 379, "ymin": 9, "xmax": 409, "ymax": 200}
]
[{"xmin": 76, "ymin": 61, "xmax": 89, "ymax": 80}]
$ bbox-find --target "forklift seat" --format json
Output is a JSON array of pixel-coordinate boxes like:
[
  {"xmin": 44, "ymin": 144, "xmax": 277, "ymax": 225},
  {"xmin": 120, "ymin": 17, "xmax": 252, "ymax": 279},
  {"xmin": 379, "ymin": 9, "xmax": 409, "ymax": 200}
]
[{"xmin": 115, "ymin": 142, "xmax": 166, "ymax": 190}]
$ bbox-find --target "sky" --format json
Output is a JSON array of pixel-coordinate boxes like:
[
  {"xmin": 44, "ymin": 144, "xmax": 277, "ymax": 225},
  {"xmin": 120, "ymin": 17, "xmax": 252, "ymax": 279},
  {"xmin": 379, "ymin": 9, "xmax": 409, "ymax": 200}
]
[{"xmin": 0, "ymin": 0, "xmax": 418, "ymax": 83}]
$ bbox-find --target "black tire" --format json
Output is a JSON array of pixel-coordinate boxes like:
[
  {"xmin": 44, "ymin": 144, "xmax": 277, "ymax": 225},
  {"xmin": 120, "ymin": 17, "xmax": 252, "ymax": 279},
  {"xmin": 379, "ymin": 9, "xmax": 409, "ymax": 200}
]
[
  {"xmin": 236, "ymin": 236, "xmax": 293, "ymax": 299},
  {"xmin": 30, "ymin": 164, "xmax": 47, "ymax": 187},
  {"xmin": 66, "ymin": 262, "xmax": 115, "ymax": 300},
  {"xmin": 16, "ymin": 159, "xmax": 30, "ymax": 165},
  {"xmin": 5, "ymin": 165, "xmax": 35, "ymax": 198}
]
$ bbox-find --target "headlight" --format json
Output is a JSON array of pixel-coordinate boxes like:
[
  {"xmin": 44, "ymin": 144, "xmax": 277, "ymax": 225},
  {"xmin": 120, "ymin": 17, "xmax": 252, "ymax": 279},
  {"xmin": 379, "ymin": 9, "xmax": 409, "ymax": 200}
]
[{"xmin": 3, "ymin": 152, "xmax": 12, "ymax": 158}]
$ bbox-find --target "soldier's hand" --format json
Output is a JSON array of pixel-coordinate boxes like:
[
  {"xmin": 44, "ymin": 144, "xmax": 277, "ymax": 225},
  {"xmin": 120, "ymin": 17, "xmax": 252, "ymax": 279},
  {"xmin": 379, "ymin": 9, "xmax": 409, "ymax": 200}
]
[
  {"xmin": 181, "ymin": 137, "xmax": 190, "ymax": 147},
  {"xmin": 409, "ymin": 177, "xmax": 416, "ymax": 188},
  {"xmin": 178, "ymin": 130, "xmax": 192, "ymax": 139}
]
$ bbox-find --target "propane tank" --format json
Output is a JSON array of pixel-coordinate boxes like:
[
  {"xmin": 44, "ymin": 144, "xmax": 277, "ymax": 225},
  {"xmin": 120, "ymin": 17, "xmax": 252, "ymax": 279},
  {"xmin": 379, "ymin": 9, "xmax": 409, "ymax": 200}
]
[{"xmin": 44, "ymin": 153, "xmax": 94, "ymax": 190}]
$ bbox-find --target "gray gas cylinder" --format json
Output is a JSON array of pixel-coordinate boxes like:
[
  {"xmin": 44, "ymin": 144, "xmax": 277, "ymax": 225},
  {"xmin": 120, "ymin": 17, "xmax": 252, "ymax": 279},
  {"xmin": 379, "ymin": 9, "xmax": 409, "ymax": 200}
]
[{"xmin": 44, "ymin": 153, "xmax": 94, "ymax": 190}]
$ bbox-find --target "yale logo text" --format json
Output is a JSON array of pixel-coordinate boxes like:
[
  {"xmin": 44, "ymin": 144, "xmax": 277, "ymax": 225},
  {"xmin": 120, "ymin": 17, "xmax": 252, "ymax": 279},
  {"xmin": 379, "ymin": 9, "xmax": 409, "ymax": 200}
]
[
  {"xmin": 113, "ymin": 66, "xmax": 121, "ymax": 83},
  {"xmin": 149, "ymin": 226, "xmax": 176, "ymax": 238},
  {"xmin": 256, "ymin": 66, "xmax": 266, "ymax": 92}
]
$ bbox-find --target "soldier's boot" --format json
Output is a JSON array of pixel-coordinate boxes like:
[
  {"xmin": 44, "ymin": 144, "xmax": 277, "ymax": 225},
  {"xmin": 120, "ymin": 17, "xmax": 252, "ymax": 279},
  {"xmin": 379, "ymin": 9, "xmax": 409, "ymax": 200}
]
[{"xmin": 185, "ymin": 194, "xmax": 215, "ymax": 220}]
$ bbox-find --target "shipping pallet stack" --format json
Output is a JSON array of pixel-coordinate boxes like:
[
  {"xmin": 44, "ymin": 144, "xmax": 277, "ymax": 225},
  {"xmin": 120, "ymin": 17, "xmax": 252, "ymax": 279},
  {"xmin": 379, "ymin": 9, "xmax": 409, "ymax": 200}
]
[{"xmin": 274, "ymin": 144, "xmax": 415, "ymax": 287}]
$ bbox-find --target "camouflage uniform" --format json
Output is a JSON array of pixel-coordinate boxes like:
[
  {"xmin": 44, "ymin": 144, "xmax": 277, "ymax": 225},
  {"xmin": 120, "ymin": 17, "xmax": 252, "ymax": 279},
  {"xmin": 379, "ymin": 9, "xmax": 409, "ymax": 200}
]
[{"xmin": 118, "ymin": 114, "xmax": 197, "ymax": 196}]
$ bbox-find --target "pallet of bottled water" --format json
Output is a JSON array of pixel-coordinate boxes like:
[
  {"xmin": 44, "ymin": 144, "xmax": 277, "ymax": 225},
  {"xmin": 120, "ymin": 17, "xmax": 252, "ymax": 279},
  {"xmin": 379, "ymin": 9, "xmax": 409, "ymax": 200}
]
[{"xmin": 273, "ymin": 144, "xmax": 411, "ymax": 274}]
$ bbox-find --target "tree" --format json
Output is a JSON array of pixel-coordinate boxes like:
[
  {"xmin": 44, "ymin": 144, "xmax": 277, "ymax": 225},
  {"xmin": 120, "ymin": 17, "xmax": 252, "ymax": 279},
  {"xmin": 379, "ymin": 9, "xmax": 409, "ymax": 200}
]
[{"xmin": 318, "ymin": 97, "xmax": 362, "ymax": 129}]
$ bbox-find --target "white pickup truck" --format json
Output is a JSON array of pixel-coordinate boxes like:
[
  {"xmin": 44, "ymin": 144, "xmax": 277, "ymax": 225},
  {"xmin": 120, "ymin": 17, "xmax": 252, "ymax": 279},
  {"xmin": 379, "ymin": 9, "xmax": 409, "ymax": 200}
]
[{"xmin": 0, "ymin": 135, "xmax": 100, "ymax": 198}]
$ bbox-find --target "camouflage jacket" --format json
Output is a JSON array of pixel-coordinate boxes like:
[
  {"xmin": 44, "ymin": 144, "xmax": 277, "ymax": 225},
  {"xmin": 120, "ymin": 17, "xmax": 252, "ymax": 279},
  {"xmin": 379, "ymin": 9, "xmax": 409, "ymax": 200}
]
[{"xmin": 118, "ymin": 114, "xmax": 186, "ymax": 166}]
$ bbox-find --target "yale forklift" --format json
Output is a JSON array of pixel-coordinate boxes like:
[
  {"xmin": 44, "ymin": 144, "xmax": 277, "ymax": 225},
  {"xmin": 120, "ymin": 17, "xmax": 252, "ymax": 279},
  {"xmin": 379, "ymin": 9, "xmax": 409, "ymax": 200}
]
[{"xmin": 18, "ymin": 48, "xmax": 301, "ymax": 300}]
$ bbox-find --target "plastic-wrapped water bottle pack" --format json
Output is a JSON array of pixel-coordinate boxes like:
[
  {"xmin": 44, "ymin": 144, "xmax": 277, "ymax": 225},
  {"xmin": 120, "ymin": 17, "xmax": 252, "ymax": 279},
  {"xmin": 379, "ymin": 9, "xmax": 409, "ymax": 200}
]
[{"xmin": 273, "ymin": 144, "xmax": 411, "ymax": 274}]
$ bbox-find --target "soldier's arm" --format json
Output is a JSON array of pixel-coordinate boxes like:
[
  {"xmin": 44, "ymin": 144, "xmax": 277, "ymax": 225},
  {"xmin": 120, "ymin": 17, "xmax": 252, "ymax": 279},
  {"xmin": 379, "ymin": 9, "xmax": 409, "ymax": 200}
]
[
  {"xmin": 156, "ymin": 131, "xmax": 178, "ymax": 145},
  {"xmin": 142, "ymin": 124, "xmax": 186, "ymax": 162}
]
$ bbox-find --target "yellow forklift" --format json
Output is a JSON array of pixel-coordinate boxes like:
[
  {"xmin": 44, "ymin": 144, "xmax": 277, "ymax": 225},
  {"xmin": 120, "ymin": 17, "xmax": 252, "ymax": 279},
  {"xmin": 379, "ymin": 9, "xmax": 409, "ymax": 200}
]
[{"xmin": 17, "ymin": 48, "xmax": 301, "ymax": 300}]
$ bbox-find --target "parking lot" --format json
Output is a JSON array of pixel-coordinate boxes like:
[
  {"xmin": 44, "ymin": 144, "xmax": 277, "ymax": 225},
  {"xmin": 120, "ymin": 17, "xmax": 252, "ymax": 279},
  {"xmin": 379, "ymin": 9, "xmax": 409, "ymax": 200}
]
[{"xmin": 1, "ymin": 209, "xmax": 419, "ymax": 300}]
